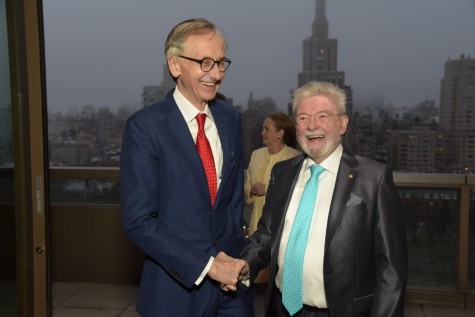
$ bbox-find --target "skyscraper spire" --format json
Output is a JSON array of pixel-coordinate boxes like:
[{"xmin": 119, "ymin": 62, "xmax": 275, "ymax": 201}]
[
  {"xmin": 312, "ymin": 0, "xmax": 329, "ymax": 38},
  {"xmin": 298, "ymin": 0, "xmax": 353, "ymax": 146},
  {"xmin": 300, "ymin": 0, "xmax": 338, "ymax": 85}
]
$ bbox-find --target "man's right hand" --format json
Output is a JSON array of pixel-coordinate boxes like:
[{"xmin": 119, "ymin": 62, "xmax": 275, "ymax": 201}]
[{"xmin": 207, "ymin": 251, "xmax": 245, "ymax": 291}]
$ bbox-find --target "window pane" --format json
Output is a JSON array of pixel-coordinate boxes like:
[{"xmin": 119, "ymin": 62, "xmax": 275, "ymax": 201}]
[
  {"xmin": 0, "ymin": 0, "xmax": 15, "ymax": 315},
  {"xmin": 41, "ymin": 0, "xmax": 475, "ymax": 312},
  {"xmin": 401, "ymin": 187, "xmax": 458, "ymax": 291},
  {"xmin": 470, "ymin": 188, "xmax": 475, "ymax": 292},
  {"xmin": 49, "ymin": 178, "xmax": 119, "ymax": 205}
]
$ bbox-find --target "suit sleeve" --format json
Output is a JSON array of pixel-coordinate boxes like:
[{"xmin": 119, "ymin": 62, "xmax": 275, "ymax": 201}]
[
  {"xmin": 371, "ymin": 166, "xmax": 408, "ymax": 316},
  {"xmin": 240, "ymin": 166, "xmax": 275, "ymax": 282}
]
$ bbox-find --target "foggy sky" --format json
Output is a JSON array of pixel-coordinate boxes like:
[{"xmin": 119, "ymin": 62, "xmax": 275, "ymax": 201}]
[{"xmin": 43, "ymin": 0, "xmax": 475, "ymax": 113}]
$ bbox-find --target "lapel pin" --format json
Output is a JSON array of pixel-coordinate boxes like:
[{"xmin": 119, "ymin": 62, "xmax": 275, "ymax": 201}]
[{"xmin": 348, "ymin": 173, "xmax": 354, "ymax": 179}]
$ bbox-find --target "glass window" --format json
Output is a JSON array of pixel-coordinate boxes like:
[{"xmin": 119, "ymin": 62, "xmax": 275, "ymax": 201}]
[
  {"xmin": 40, "ymin": 0, "xmax": 475, "ymax": 312},
  {"xmin": 469, "ymin": 188, "xmax": 475, "ymax": 292},
  {"xmin": 0, "ymin": 0, "xmax": 15, "ymax": 316},
  {"xmin": 401, "ymin": 187, "xmax": 458, "ymax": 291},
  {"xmin": 49, "ymin": 177, "xmax": 119, "ymax": 205}
]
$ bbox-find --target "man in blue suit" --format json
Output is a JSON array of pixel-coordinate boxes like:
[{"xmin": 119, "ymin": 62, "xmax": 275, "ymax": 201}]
[{"xmin": 120, "ymin": 18, "xmax": 253, "ymax": 316}]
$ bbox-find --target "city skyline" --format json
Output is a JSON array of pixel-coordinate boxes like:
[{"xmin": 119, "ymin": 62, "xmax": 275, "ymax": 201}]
[{"xmin": 42, "ymin": 0, "xmax": 475, "ymax": 113}]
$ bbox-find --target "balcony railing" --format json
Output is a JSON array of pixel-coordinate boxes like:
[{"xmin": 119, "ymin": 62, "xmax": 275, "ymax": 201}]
[{"xmin": 1, "ymin": 167, "xmax": 474, "ymax": 308}]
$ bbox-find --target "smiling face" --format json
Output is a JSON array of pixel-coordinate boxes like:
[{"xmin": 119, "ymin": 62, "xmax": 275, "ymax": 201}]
[
  {"xmin": 296, "ymin": 94, "xmax": 348, "ymax": 163},
  {"xmin": 168, "ymin": 31, "xmax": 226, "ymax": 110}
]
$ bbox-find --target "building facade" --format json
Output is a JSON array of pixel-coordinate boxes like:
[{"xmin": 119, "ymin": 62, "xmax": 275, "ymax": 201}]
[
  {"xmin": 439, "ymin": 54, "xmax": 475, "ymax": 173},
  {"xmin": 141, "ymin": 64, "xmax": 175, "ymax": 108}
]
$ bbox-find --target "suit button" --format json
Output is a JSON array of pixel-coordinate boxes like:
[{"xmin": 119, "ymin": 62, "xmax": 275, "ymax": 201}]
[
  {"xmin": 169, "ymin": 269, "xmax": 182, "ymax": 280},
  {"xmin": 214, "ymin": 240, "xmax": 219, "ymax": 246}
]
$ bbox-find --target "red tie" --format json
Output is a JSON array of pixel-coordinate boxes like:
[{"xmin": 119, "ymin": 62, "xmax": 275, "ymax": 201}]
[{"xmin": 196, "ymin": 113, "xmax": 217, "ymax": 205}]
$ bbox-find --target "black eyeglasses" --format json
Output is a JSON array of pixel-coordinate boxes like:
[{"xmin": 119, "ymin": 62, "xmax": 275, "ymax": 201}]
[{"xmin": 178, "ymin": 55, "xmax": 231, "ymax": 72}]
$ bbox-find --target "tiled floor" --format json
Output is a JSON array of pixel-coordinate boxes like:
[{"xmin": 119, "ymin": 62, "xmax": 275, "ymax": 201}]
[
  {"xmin": 52, "ymin": 282, "xmax": 138, "ymax": 316},
  {"xmin": 1, "ymin": 281, "xmax": 475, "ymax": 316}
]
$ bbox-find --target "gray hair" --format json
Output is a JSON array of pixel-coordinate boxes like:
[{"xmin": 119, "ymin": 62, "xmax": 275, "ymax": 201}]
[
  {"xmin": 165, "ymin": 18, "xmax": 227, "ymax": 58},
  {"xmin": 292, "ymin": 81, "xmax": 347, "ymax": 114}
]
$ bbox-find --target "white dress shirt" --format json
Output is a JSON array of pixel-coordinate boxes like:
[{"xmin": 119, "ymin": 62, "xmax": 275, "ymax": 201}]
[
  {"xmin": 173, "ymin": 88, "xmax": 223, "ymax": 186},
  {"xmin": 173, "ymin": 88, "xmax": 223, "ymax": 285},
  {"xmin": 276, "ymin": 144, "xmax": 343, "ymax": 308}
]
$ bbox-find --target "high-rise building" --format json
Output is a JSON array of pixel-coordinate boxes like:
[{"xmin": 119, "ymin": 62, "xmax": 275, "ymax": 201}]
[
  {"xmin": 439, "ymin": 54, "xmax": 475, "ymax": 172},
  {"xmin": 297, "ymin": 0, "xmax": 353, "ymax": 145},
  {"xmin": 298, "ymin": 0, "xmax": 344, "ymax": 87},
  {"xmin": 141, "ymin": 65, "xmax": 175, "ymax": 108},
  {"xmin": 387, "ymin": 126, "xmax": 448, "ymax": 173}
]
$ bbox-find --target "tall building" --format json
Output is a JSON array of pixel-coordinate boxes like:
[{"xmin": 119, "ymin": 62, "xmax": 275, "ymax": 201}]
[
  {"xmin": 298, "ymin": 0, "xmax": 344, "ymax": 87},
  {"xmin": 439, "ymin": 54, "xmax": 475, "ymax": 172},
  {"xmin": 141, "ymin": 64, "xmax": 175, "ymax": 107},
  {"xmin": 387, "ymin": 126, "xmax": 448, "ymax": 173},
  {"xmin": 297, "ymin": 0, "xmax": 353, "ymax": 145}
]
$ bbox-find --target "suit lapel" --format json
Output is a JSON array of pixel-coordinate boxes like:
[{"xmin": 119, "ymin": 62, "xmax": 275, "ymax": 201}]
[
  {"xmin": 164, "ymin": 95, "xmax": 210, "ymax": 199},
  {"xmin": 209, "ymin": 103, "xmax": 229, "ymax": 205},
  {"xmin": 271, "ymin": 156, "xmax": 305, "ymax": 266},
  {"xmin": 325, "ymin": 148, "xmax": 359, "ymax": 250}
]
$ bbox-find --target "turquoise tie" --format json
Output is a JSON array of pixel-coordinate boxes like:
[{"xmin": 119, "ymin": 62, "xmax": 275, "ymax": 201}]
[{"xmin": 282, "ymin": 164, "xmax": 325, "ymax": 316}]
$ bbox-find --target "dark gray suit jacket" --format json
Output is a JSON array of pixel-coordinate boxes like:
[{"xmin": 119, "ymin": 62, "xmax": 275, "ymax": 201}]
[{"xmin": 240, "ymin": 147, "xmax": 407, "ymax": 317}]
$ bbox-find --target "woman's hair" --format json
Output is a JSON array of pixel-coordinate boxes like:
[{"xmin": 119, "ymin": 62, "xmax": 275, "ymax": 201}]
[
  {"xmin": 292, "ymin": 81, "xmax": 347, "ymax": 114},
  {"xmin": 267, "ymin": 112, "xmax": 298, "ymax": 149},
  {"xmin": 165, "ymin": 18, "xmax": 227, "ymax": 58}
]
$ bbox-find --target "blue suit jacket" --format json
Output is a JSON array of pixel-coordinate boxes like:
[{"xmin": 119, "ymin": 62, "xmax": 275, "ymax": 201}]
[{"xmin": 120, "ymin": 90, "xmax": 250, "ymax": 316}]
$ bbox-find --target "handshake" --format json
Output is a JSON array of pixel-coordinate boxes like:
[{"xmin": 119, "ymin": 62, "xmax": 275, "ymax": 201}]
[{"xmin": 207, "ymin": 251, "xmax": 251, "ymax": 292}]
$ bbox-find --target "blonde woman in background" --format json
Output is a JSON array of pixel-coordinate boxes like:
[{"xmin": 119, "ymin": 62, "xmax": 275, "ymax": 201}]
[{"xmin": 245, "ymin": 112, "xmax": 301, "ymax": 277}]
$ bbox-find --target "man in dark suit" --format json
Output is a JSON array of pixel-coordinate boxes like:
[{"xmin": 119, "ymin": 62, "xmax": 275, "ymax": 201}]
[
  {"xmin": 120, "ymin": 18, "xmax": 253, "ymax": 316},
  {"xmin": 238, "ymin": 81, "xmax": 407, "ymax": 317}
]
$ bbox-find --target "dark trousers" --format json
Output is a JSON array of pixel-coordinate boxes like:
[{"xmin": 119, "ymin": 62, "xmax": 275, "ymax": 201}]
[
  {"xmin": 202, "ymin": 283, "xmax": 254, "ymax": 317},
  {"xmin": 272, "ymin": 288, "xmax": 331, "ymax": 317}
]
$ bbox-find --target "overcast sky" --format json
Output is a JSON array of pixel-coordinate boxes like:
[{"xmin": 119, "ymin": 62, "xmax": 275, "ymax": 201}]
[{"xmin": 43, "ymin": 0, "xmax": 475, "ymax": 113}]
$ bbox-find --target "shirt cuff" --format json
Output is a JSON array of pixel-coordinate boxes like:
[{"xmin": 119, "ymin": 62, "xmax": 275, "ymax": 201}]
[
  {"xmin": 195, "ymin": 256, "xmax": 214, "ymax": 285},
  {"xmin": 240, "ymin": 272, "xmax": 251, "ymax": 287}
]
